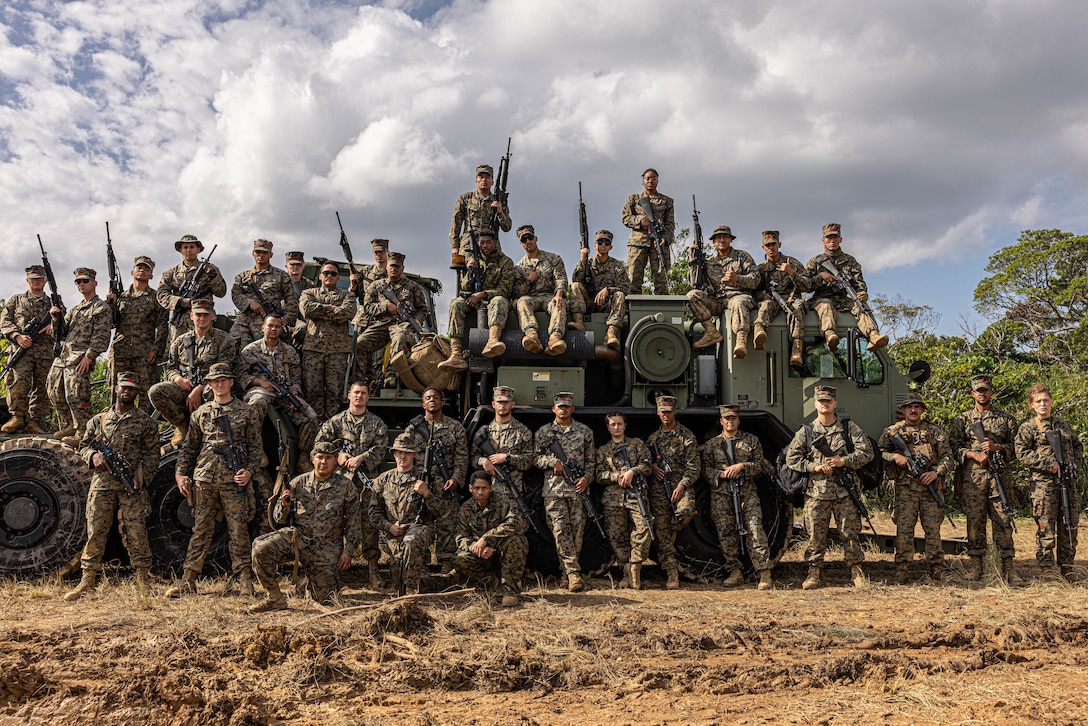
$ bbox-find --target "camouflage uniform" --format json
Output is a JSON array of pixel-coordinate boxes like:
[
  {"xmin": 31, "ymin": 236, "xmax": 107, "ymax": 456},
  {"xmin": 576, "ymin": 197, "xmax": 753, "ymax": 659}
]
[
  {"xmin": 514, "ymin": 249, "xmax": 569, "ymax": 340},
  {"xmin": 404, "ymin": 414, "xmax": 469, "ymax": 566},
  {"xmin": 47, "ymin": 288, "xmax": 111, "ymax": 433},
  {"xmin": 452, "ymin": 495, "xmax": 529, "ymax": 596},
  {"xmin": 369, "ymin": 468, "xmax": 455, "ymax": 591},
  {"xmin": 0, "ymin": 290, "xmax": 54, "ymax": 429},
  {"xmin": 450, "ymin": 190, "xmax": 512, "ymax": 256},
  {"xmin": 879, "ymin": 420, "xmax": 954, "ymax": 568},
  {"xmin": 646, "ymin": 424, "xmax": 700, "ymax": 572},
  {"xmin": 77, "ymin": 404, "xmax": 160, "ymax": 573},
  {"xmin": 701, "ymin": 431, "xmax": 774, "ymax": 573},
  {"xmin": 534, "ymin": 419, "xmax": 596, "ymax": 576},
  {"xmin": 350, "ymin": 264, "xmax": 388, "ymax": 326},
  {"xmin": 470, "ymin": 418, "xmax": 535, "ymax": 502},
  {"xmin": 251, "ymin": 470, "xmax": 363, "ymax": 603},
  {"xmin": 157, "ymin": 259, "xmax": 227, "ymax": 341},
  {"xmin": 298, "ymin": 285, "xmax": 356, "ymax": 421},
  {"xmin": 237, "ymin": 339, "xmax": 317, "ymax": 456},
  {"xmin": 688, "ymin": 245, "xmax": 760, "ymax": 334},
  {"xmin": 754, "ymin": 248, "xmax": 811, "ymax": 341},
  {"xmin": 569, "ymin": 252, "xmax": 630, "ymax": 328},
  {"xmin": 177, "ymin": 396, "xmax": 263, "ymax": 576},
  {"xmin": 448, "ymin": 249, "xmax": 515, "ymax": 338},
  {"xmin": 785, "ymin": 416, "xmax": 873, "ymax": 568},
  {"xmin": 287, "ymin": 274, "xmax": 316, "ymax": 351},
  {"xmin": 108, "ymin": 284, "xmax": 168, "ymax": 409},
  {"xmin": 230, "ymin": 266, "xmax": 299, "ymax": 349},
  {"xmin": 355, "ymin": 276, "xmax": 427, "ymax": 382},
  {"xmin": 596, "ymin": 437, "xmax": 653, "ymax": 566},
  {"xmin": 149, "ymin": 327, "xmax": 236, "ymax": 430},
  {"xmin": 948, "ymin": 406, "xmax": 1018, "ymax": 559},
  {"xmin": 622, "ymin": 191, "xmax": 674, "ymax": 294},
  {"xmin": 1015, "ymin": 415, "xmax": 1083, "ymax": 568}
]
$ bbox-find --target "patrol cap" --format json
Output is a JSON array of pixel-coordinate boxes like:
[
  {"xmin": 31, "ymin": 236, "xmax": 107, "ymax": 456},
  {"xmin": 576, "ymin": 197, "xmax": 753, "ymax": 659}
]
[
  {"xmin": 371, "ymin": 238, "xmax": 389, "ymax": 251},
  {"xmin": 190, "ymin": 299, "xmax": 215, "ymax": 315},
  {"xmin": 116, "ymin": 371, "xmax": 141, "ymax": 389},
  {"xmin": 134, "ymin": 256, "xmax": 155, "ymax": 271},
  {"xmin": 312, "ymin": 441, "xmax": 339, "ymax": 455},
  {"xmin": 204, "ymin": 362, "xmax": 235, "ymax": 380},
  {"xmin": 391, "ymin": 432, "xmax": 420, "ymax": 453},
  {"xmin": 285, "ymin": 251, "xmax": 304, "ymax": 263},
  {"xmin": 897, "ymin": 392, "xmax": 926, "ymax": 410},
  {"xmin": 970, "ymin": 375, "xmax": 993, "ymax": 392},
  {"xmin": 516, "ymin": 224, "xmax": 535, "ymax": 241},
  {"xmin": 25, "ymin": 265, "xmax": 45, "ymax": 279},
  {"xmin": 476, "ymin": 164, "xmax": 494, "ymax": 177},
  {"xmin": 175, "ymin": 234, "xmax": 203, "ymax": 252},
  {"xmin": 761, "ymin": 231, "xmax": 780, "ymax": 245},
  {"xmin": 719, "ymin": 403, "xmax": 740, "ymax": 418},
  {"xmin": 595, "ymin": 230, "xmax": 614, "ymax": 244},
  {"xmin": 710, "ymin": 225, "xmax": 736, "ymax": 240},
  {"xmin": 553, "ymin": 391, "xmax": 575, "ymax": 408},
  {"xmin": 492, "ymin": 385, "xmax": 516, "ymax": 402},
  {"xmin": 73, "ymin": 267, "xmax": 97, "ymax": 282},
  {"xmin": 814, "ymin": 385, "xmax": 837, "ymax": 401},
  {"xmin": 822, "ymin": 223, "xmax": 842, "ymax": 238},
  {"xmin": 388, "ymin": 252, "xmax": 405, "ymax": 266},
  {"xmin": 253, "ymin": 239, "xmax": 273, "ymax": 252},
  {"xmin": 656, "ymin": 395, "xmax": 678, "ymax": 412}
]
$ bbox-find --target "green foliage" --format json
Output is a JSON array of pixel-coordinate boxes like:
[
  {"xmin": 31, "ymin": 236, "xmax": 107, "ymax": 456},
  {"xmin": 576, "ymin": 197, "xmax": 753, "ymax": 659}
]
[{"xmin": 640, "ymin": 228, "xmax": 693, "ymax": 296}]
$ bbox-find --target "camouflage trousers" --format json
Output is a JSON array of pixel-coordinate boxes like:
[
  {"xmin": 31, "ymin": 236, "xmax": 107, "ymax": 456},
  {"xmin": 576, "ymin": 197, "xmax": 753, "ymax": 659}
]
[
  {"xmin": 893, "ymin": 485, "xmax": 944, "ymax": 566},
  {"xmin": 626, "ymin": 244, "xmax": 669, "ymax": 295},
  {"xmin": 355, "ymin": 321, "xmax": 418, "ymax": 381},
  {"xmin": 754, "ymin": 298, "xmax": 805, "ymax": 340},
  {"xmin": 431, "ymin": 489, "xmax": 461, "ymax": 565},
  {"xmin": 301, "ymin": 351, "xmax": 350, "ymax": 422},
  {"xmin": 3, "ymin": 353, "xmax": 51, "ymax": 425},
  {"xmin": 545, "ymin": 496, "xmax": 587, "ymax": 575},
  {"xmin": 960, "ymin": 466, "xmax": 1015, "ymax": 559},
  {"xmin": 46, "ymin": 359, "xmax": 93, "ymax": 430},
  {"xmin": 355, "ymin": 489, "xmax": 380, "ymax": 564},
  {"xmin": 648, "ymin": 481, "xmax": 697, "ymax": 571},
  {"xmin": 109, "ymin": 353, "xmax": 159, "ymax": 411},
  {"xmin": 385, "ymin": 523, "xmax": 435, "ymax": 591},
  {"xmin": 251, "ymin": 528, "xmax": 339, "ymax": 603},
  {"xmin": 568, "ymin": 283, "xmax": 626, "ymax": 328},
  {"xmin": 148, "ymin": 381, "xmax": 212, "ymax": 430},
  {"xmin": 1031, "ymin": 482, "xmax": 1080, "ymax": 567},
  {"xmin": 448, "ymin": 296, "xmax": 510, "ymax": 339},
  {"xmin": 230, "ymin": 311, "xmax": 267, "ymax": 351},
  {"xmin": 810, "ymin": 296, "xmax": 879, "ymax": 338},
  {"xmin": 687, "ymin": 290, "xmax": 753, "ymax": 333},
  {"xmin": 251, "ymin": 467, "xmax": 276, "ymax": 537},
  {"xmin": 80, "ymin": 488, "xmax": 151, "ymax": 573},
  {"xmin": 182, "ymin": 481, "xmax": 255, "ymax": 576},
  {"xmin": 451, "ymin": 534, "xmax": 529, "ymax": 595},
  {"xmin": 804, "ymin": 493, "xmax": 864, "ymax": 567},
  {"xmin": 242, "ymin": 388, "xmax": 317, "ymax": 461},
  {"xmin": 515, "ymin": 294, "xmax": 566, "ymax": 337},
  {"xmin": 602, "ymin": 488, "xmax": 652, "ymax": 565},
  {"xmin": 710, "ymin": 484, "xmax": 771, "ymax": 572}
]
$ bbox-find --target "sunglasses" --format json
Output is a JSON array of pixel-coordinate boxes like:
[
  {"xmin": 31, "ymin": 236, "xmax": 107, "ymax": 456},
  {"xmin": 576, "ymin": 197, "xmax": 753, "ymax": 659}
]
[
  {"xmin": 596, "ymin": 240, "xmax": 612, "ymax": 246},
  {"xmin": 320, "ymin": 270, "xmax": 340, "ymax": 276}
]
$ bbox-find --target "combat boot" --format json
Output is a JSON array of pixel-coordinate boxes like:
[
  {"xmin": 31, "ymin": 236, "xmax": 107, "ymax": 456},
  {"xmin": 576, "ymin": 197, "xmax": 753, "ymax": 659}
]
[
  {"xmin": 630, "ymin": 563, "xmax": 642, "ymax": 591},
  {"xmin": 54, "ymin": 419, "xmax": 77, "ymax": 440},
  {"xmin": 1000, "ymin": 558, "xmax": 1022, "ymax": 585},
  {"xmin": 522, "ymin": 329, "xmax": 543, "ymax": 354},
  {"xmin": 802, "ymin": 566, "xmax": 821, "ymax": 590},
  {"xmin": 482, "ymin": 327, "xmax": 506, "ymax": 357},
  {"xmin": 618, "ymin": 564, "xmax": 631, "ymax": 589},
  {"xmin": 62, "ymin": 428, "xmax": 84, "ymax": 448},
  {"xmin": 368, "ymin": 560, "xmax": 383, "ymax": 590},
  {"xmin": 1040, "ymin": 565, "xmax": 1062, "ymax": 582},
  {"xmin": 790, "ymin": 339, "xmax": 804, "ymax": 367},
  {"xmin": 545, "ymin": 332, "xmax": 567, "ymax": 356},
  {"xmin": 1, "ymin": 415, "xmax": 25, "ymax": 434},
  {"xmin": 693, "ymin": 319, "xmax": 723, "ymax": 349},
  {"xmin": 438, "ymin": 338, "xmax": 469, "ymax": 372},
  {"xmin": 757, "ymin": 569, "xmax": 773, "ymax": 591},
  {"xmin": 732, "ymin": 330, "xmax": 748, "ymax": 359},
  {"xmin": 965, "ymin": 555, "xmax": 983, "ymax": 582},
  {"xmin": 166, "ymin": 571, "xmax": 198, "ymax": 598},
  {"xmin": 567, "ymin": 572, "xmax": 585, "ymax": 592},
  {"xmin": 1061, "ymin": 565, "xmax": 1083, "ymax": 582},
  {"xmin": 752, "ymin": 324, "xmax": 767, "ymax": 350},
  {"xmin": 723, "ymin": 569, "xmax": 743, "ymax": 587},
  {"xmin": 63, "ymin": 572, "xmax": 97, "ymax": 601},
  {"xmin": 238, "ymin": 569, "xmax": 256, "ymax": 597},
  {"xmin": 249, "ymin": 582, "xmax": 287, "ymax": 613},
  {"xmin": 823, "ymin": 329, "xmax": 839, "ymax": 351},
  {"xmin": 25, "ymin": 420, "xmax": 46, "ymax": 435},
  {"xmin": 170, "ymin": 423, "xmax": 189, "ymax": 448},
  {"xmin": 566, "ymin": 312, "xmax": 585, "ymax": 331},
  {"xmin": 665, "ymin": 567, "xmax": 680, "ymax": 591},
  {"xmin": 930, "ymin": 564, "xmax": 946, "ymax": 582},
  {"xmin": 501, "ymin": 593, "xmax": 519, "ymax": 608},
  {"xmin": 605, "ymin": 325, "xmax": 621, "ymax": 349},
  {"xmin": 851, "ymin": 565, "xmax": 867, "ymax": 588},
  {"xmin": 893, "ymin": 564, "xmax": 909, "ymax": 585},
  {"xmin": 867, "ymin": 331, "xmax": 889, "ymax": 351}
]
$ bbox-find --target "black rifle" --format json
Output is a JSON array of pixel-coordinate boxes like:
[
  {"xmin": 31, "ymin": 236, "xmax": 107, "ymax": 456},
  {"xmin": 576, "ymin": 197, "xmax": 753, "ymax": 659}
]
[
  {"xmin": 968, "ymin": 421, "xmax": 1016, "ymax": 530},
  {"xmin": 465, "ymin": 219, "xmax": 485, "ymax": 295},
  {"xmin": 488, "ymin": 137, "xmax": 511, "ymax": 233},
  {"xmin": 182, "ymin": 335, "xmax": 203, "ymax": 387},
  {"xmin": 689, "ymin": 195, "xmax": 710, "ymax": 291},
  {"xmin": 381, "ymin": 285, "xmax": 423, "ymax": 334},
  {"xmin": 765, "ymin": 279, "xmax": 803, "ymax": 332},
  {"xmin": 337, "ymin": 440, "xmax": 376, "ymax": 493},
  {"xmin": 411, "ymin": 416, "xmax": 453, "ymax": 485},
  {"xmin": 475, "ymin": 430, "xmax": 543, "ymax": 536},
  {"xmin": 0, "ymin": 310, "xmax": 53, "ymax": 380},
  {"xmin": 578, "ymin": 182, "xmax": 597, "ymax": 300},
  {"xmin": 612, "ymin": 447, "xmax": 655, "ymax": 541},
  {"xmin": 637, "ymin": 196, "xmax": 670, "ymax": 274},
  {"xmin": 250, "ymin": 361, "xmax": 318, "ymax": 424},
  {"xmin": 817, "ymin": 256, "xmax": 876, "ymax": 320},
  {"xmin": 169, "ymin": 244, "xmax": 218, "ymax": 327},
  {"xmin": 247, "ymin": 280, "xmax": 284, "ymax": 319},
  {"xmin": 336, "ymin": 211, "xmax": 358, "ymax": 277},
  {"xmin": 546, "ymin": 438, "xmax": 606, "ymax": 538},
  {"xmin": 88, "ymin": 439, "xmax": 148, "ymax": 515},
  {"xmin": 890, "ymin": 432, "xmax": 956, "ymax": 528},
  {"xmin": 721, "ymin": 438, "xmax": 749, "ymax": 557},
  {"xmin": 648, "ymin": 441, "xmax": 681, "ymax": 523},
  {"xmin": 38, "ymin": 235, "xmax": 67, "ymax": 355},
  {"xmin": 812, "ymin": 433, "xmax": 880, "ymax": 536},
  {"xmin": 212, "ymin": 414, "xmax": 249, "ymax": 473},
  {"xmin": 106, "ymin": 222, "xmax": 121, "ymax": 330},
  {"xmin": 1045, "ymin": 429, "xmax": 1078, "ymax": 546}
]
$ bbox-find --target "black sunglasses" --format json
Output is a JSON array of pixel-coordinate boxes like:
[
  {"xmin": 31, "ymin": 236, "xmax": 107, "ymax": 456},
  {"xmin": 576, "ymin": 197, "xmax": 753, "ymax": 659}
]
[{"xmin": 320, "ymin": 270, "xmax": 340, "ymax": 276}]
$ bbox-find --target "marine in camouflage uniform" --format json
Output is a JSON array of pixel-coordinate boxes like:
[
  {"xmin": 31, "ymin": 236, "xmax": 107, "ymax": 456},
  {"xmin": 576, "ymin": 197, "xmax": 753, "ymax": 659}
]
[
  {"xmin": 568, "ymin": 229, "xmax": 629, "ymax": 349},
  {"xmin": 47, "ymin": 267, "xmax": 111, "ymax": 445},
  {"xmin": 804, "ymin": 223, "xmax": 888, "ymax": 352},
  {"xmin": 0, "ymin": 265, "xmax": 55, "ymax": 434},
  {"xmin": 107, "ymin": 256, "xmax": 168, "ymax": 410},
  {"xmin": 250, "ymin": 441, "xmax": 365, "ymax": 611},
  {"xmin": 439, "ymin": 228, "xmax": 515, "ymax": 370},
  {"xmin": 403, "ymin": 388, "xmax": 469, "ymax": 569},
  {"xmin": 156, "ymin": 234, "xmax": 227, "ymax": 343},
  {"xmin": 63, "ymin": 373, "xmax": 160, "ymax": 601},
  {"xmin": 948, "ymin": 374, "xmax": 1019, "ymax": 582},
  {"xmin": 449, "ymin": 164, "xmax": 512, "ymax": 258},
  {"xmin": 702, "ymin": 404, "xmax": 774, "ymax": 589},
  {"xmin": 230, "ymin": 238, "xmax": 299, "ymax": 349},
  {"xmin": 369, "ymin": 434, "xmax": 455, "ymax": 594},
  {"xmin": 753, "ymin": 231, "xmax": 812, "ymax": 366},
  {"xmin": 646, "ymin": 396, "xmax": 700, "ymax": 589},
  {"xmin": 284, "ymin": 250, "xmax": 316, "ymax": 353},
  {"xmin": 1015, "ymin": 385, "xmax": 1084, "ymax": 579},
  {"xmin": 355, "ymin": 251, "xmax": 427, "ymax": 385},
  {"xmin": 169, "ymin": 363, "xmax": 263, "ymax": 596},
  {"xmin": 513, "ymin": 225, "xmax": 569, "ymax": 356},
  {"xmin": 299, "ymin": 261, "xmax": 357, "ymax": 421},
  {"xmin": 315, "ymin": 380, "xmax": 387, "ymax": 588},
  {"xmin": 621, "ymin": 168, "xmax": 673, "ymax": 295},
  {"xmin": 450, "ymin": 471, "xmax": 529, "ymax": 605},
  {"xmin": 595, "ymin": 412, "xmax": 653, "ymax": 589},
  {"xmin": 688, "ymin": 225, "xmax": 760, "ymax": 358},
  {"xmin": 470, "ymin": 386, "xmax": 535, "ymax": 519},
  {"xmin": 878, "ymin": 393, "xmax": 954, "ymax": 583},
  {"xmin": 534, "ymin": 392, "xmax": 596, "ymax": 592},
  {"xmin": 785, "ymin": 385, "xmax": 874, "ymax": 589}
]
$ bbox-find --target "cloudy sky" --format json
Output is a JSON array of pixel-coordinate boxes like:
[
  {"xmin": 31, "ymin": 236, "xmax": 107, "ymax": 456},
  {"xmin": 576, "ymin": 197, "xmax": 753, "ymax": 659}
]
[{"xmin": 2, "ymin": 0, "xmax": 1085, "ymax": 336}]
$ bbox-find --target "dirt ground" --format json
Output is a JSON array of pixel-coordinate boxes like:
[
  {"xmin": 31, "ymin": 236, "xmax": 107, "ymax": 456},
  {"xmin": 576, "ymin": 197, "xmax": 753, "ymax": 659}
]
[{"xmin": 3, "ymin": 515, "xmax": 1088, "ymax": 726}]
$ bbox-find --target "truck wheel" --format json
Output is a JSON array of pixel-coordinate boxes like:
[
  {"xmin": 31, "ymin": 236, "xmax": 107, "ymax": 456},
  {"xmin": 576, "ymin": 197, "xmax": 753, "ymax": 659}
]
[{"xmin": 0, "ymin": 437, "xmax": 88, "ymax": 576}]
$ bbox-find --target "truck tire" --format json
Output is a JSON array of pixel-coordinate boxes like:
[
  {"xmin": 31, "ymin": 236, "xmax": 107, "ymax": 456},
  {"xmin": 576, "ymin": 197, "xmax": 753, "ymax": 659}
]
[{"xmin": 0, "ymin": 437, "xmax": 89, "ymax": 576}]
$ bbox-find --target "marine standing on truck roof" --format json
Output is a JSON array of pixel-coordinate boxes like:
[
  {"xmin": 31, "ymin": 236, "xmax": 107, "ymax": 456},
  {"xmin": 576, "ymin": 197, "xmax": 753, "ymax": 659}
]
[
  {"xmin": 107, "ymin": 256, "xmax": 168, "ymax": 411},
  {"xmin": 157, "ymin": 234, "xmax": 227, "ymax": 343},
  {"xmin": 299, "ymin": 261, "xmax": 357, "ymax": 422},
  {"xmin": 0, "ymin": 265, "xmax": 56, "ymax": 435},
  {"xmin": 230, "ymin": 238, "xmax": 298, "ymax": 350},
  {"xmin": 621, "ymin": 168, "xmax": 673, "ymax": 295},
  {"xmin": 449, "ymin": 164, "xmax": 512, "ymax": 262}
]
